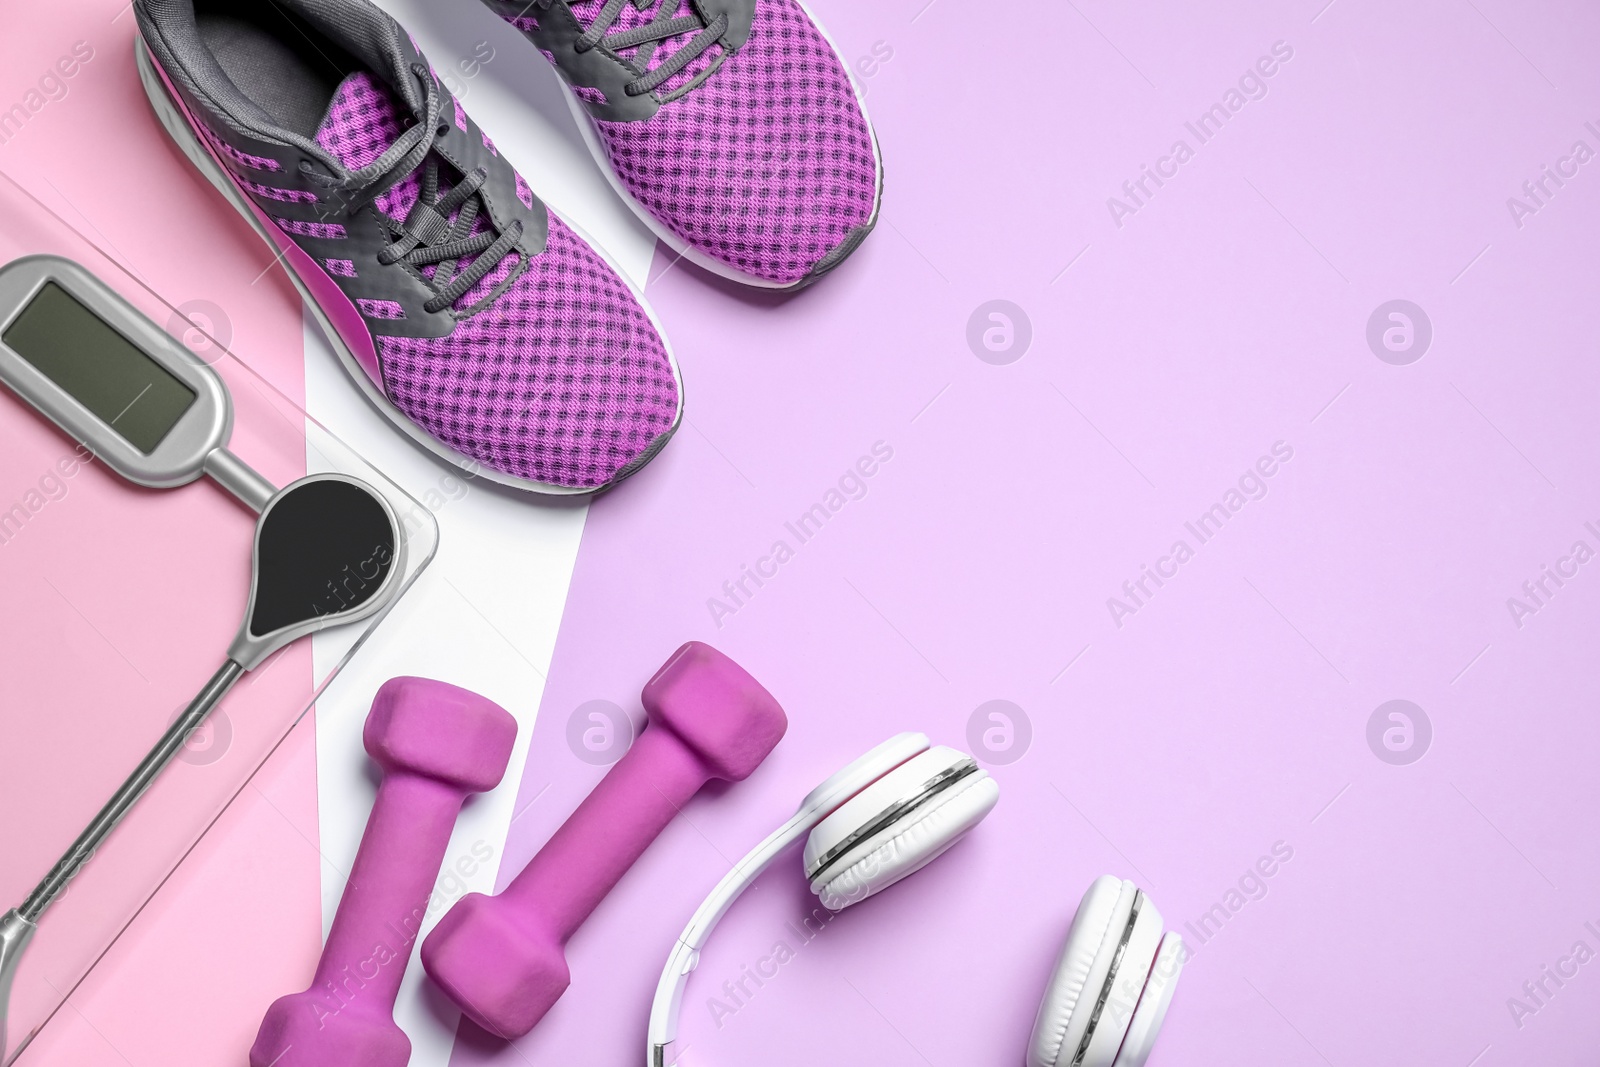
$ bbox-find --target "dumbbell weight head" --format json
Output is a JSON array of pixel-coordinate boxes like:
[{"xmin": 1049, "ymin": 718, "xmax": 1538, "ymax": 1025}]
[
  {"xmin": 640, "ymin": 640, "xmax": 788, "ymax": 781},
  {"xmin": 363, "ymin": 676, "xmax": 519, "ymax": 793},
  {"xmin": 422, "ymin": 642, "xmax": 786, "ymax": 1039},
  {"xmin": 250, "ymin": 678, "xmax": 517, "ymax": 1067}
]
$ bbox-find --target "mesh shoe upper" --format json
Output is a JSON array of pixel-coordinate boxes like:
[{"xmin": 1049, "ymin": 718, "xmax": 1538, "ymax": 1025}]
[
  {"xmin": 313, "ymin": 73, "xmax": 679, "ymax": 489},
  {"xmin": 498, "ymin": 0, "xmax": 880, "ymax": 286},
  {"xmin": 136, "ymin": 0, "xmax": 680, "ymax": 494}
]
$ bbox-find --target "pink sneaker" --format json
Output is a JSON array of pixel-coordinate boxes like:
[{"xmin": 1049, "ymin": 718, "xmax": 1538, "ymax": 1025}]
[
  {"xmin": 135, "ymin": 0, "xmax": 682, "ymax": 495},
  {"xmin": 483, "ymin": 0, "xmax": 884, "ymax": 289}
]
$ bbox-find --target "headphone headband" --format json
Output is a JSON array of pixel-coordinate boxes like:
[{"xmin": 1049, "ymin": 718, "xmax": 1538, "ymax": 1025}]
[{"xmin": 646, "ymin": 733, "xmax": 930, "ymax": 1066}]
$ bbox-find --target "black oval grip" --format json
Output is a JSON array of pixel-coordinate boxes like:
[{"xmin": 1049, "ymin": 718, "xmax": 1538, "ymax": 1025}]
[{"xmin": 248, "ymin": 479, "xmax": 397, "ymax": 638}]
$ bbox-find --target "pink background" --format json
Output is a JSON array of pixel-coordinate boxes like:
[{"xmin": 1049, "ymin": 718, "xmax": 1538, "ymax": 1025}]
[
  {"xmin": 6, "ymin": 1, "xmax": 1600, "ymax": 1066},
  {"xmin": 1, "ymin": 3, "xmax": 322, "ymax": 1063}
]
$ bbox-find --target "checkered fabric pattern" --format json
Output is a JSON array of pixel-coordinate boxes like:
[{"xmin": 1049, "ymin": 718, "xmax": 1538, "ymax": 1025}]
[
  {"xmin": 238, "ymin": 177, "xmax": 317, "ymax": 203},
  {"xmin": 313, "ymin": 72, "xmax": 423, "ymax": 223},
  {"xmin": 264, "ymin": 73, "xmax": 681, "ymax": 489},
  {"xmin": 301, "ymin": 70, "xmax": 677, "ymax": 489},
  {"xmin": 274, "ymin": 217, "xmax": 346, "ymax": 238},
  {"xmin": 316, "ymin": 74, "xmax": 493, "ymax": 295},
  {"xmin": 378, "ymin": 217, "xmax": 679, "ymax": 488},
  {"xmin": 511, "ymin": 0, "xmax": 879, "ymax": 284},
  {"xmin": 357, "ymin": 298, "xmax": 406, "ymax": 319}
]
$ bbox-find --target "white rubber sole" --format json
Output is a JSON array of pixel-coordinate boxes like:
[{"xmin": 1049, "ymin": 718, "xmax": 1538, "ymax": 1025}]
[
  {"xmin": 548, "ymin": 0, "xmax": 885, "ymax": 291},
  {"xmin": 134, "ymin": 35, "xmax": 684, "ymax": 499}
]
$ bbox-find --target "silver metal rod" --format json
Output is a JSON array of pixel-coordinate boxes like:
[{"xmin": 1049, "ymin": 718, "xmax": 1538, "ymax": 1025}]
[
  {"xmin": 203, "ymin": 448, "xmax": 277, "ymax": 513},
  {"xmin": 0, "ymin": 908, "xmax": 35, "ymax": 1063},
  {"xmin": 19, "ymin": 659, "xmax": 245, "ymax": 921}
]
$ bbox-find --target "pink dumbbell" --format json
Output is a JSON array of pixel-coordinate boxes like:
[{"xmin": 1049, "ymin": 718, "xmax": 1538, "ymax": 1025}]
[
  {"xmin": 250, "ymin": 678, "xmax": 517, "ymax": 1067},
  {"xmin": 422, "ymin": 641, "xmax": 787, "ymax": 1038}
]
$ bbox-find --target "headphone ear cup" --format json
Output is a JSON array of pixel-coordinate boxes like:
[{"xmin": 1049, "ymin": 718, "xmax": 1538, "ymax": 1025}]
[
  {"xmin": 1080, "ymin": 895, "xmax": 1163, "ymax": 1067},
  {"xmin": 811, "ymin": 769, "xmax": 998, "ymax": 910},
  {"xmin": 1027, "ymin": 876, "xmax": 1131, "ymax": 1067},
  {"xmin": 1027, "ymin": 879, "xmax": 1181, "ymax": 1067},
  {"xmin": 1113, "ymin": 932, "xmax": 1185, "ymax": 1067}
]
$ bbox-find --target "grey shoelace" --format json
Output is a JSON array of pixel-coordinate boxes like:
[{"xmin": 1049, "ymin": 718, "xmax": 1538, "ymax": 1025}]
[
  {"xmin": 301, "ymin": 64, "xmax": 528, "ymax": 316},
  {"xmin": 569, "ymin": 0, "xmax": 730, "ymax": 97}
]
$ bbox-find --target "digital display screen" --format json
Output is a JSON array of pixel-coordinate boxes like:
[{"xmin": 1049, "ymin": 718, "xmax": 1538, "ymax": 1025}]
[{"xmin": 3, "ymin": 282, "xmax": 196, "ymax": 454}]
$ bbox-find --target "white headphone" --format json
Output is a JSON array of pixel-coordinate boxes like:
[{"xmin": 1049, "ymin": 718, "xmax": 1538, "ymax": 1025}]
[{"xmin": 647, "ymin": 733, "xmax": 1185, "ymax": 1066}]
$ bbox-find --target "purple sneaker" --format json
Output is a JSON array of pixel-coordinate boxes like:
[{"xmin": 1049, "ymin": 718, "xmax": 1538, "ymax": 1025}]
[
  {"xmin": 482, "ymin": 0, "xmax": 883, "ymax": 289},
  {"xmin": 134, "ymin": 0, "xmax": 681, "ymax": 495}
]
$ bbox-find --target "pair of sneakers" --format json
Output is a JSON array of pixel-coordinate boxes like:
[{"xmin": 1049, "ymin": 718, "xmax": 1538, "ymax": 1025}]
[{"xmin": 133, "ymin": 0, "xmax": 882, "ymax": 495}]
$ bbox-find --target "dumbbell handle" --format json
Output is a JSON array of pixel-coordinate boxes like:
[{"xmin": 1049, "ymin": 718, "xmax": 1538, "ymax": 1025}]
[
  {"xmin": 313, "ymin": 773, "xmax": 469, "ymax": 1011},
  {"xmin": 500, "ymin": 726, "xmax": 706, "ymax": 944}
]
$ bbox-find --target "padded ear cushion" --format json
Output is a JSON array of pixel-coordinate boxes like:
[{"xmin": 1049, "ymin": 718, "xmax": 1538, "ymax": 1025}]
[
  {"xmin": 1026, "ymin": 877, "xmax": 1135, "ymax": 1067},
  {"xmin": 1113, "ymin": 932, "xmax": 1185, "ymax": 1067},
  {"xmin": 1079, "ymin": 895, "xmax": 1163, "ymax": 1067},
  {"xmin": 804, "ymin": 746, "xmax": 990, "ymax": 901},
  {"xmin": 810, "ymin": 770, "xmax": 998, "ymax": 911}
]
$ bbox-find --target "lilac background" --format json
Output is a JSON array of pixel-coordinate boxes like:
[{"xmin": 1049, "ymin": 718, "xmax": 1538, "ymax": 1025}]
[{"xmin": 448, "ymin": 1, "xmax": 1600, "ymax": 1065}]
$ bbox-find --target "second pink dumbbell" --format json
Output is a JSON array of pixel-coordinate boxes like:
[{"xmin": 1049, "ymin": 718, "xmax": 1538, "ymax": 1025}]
[{"xmin": 422, "ymin": 641, "xmax": 787, "ymax": 1038}]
